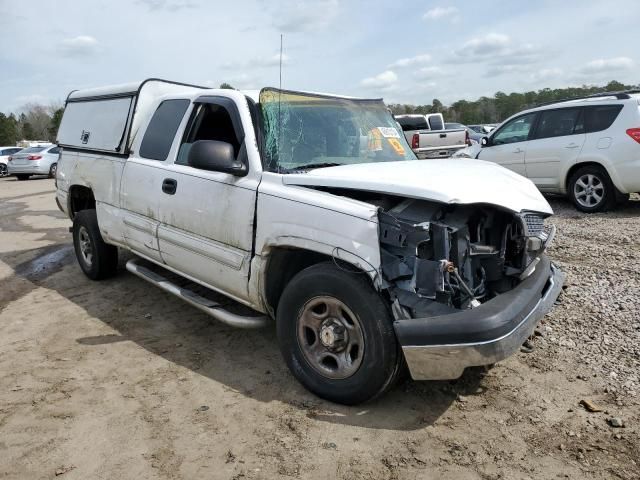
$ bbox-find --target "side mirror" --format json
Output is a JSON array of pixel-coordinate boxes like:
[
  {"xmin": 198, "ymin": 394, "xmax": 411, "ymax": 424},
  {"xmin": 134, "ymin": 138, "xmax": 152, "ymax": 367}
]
[
  {"xmin": 187, "ymin": 140, "xmax": 247, "ymax": 176},
  {"xmin": 481, "ymin": 137, "xmax": 489, "ymax": 147}
]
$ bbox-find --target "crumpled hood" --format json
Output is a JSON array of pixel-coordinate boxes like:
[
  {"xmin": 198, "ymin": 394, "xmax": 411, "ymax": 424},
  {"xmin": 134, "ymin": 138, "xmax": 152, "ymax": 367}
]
[{"xmin": 282, "ymin": 159, "xmax": 553, "ymax": 215}]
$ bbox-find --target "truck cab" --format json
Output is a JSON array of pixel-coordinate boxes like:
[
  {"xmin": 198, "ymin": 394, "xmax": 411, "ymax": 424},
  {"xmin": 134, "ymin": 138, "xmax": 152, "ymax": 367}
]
[{"xmin": 55, "ymin": 79, "xmax": 563, "ymax": 405}]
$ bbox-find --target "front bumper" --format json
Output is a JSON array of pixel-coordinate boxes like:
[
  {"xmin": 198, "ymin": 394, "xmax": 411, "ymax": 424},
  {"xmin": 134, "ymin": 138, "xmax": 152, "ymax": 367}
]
[{"xmin": 394, "ymin": 255, "xmax": 564, "ymax": 380}]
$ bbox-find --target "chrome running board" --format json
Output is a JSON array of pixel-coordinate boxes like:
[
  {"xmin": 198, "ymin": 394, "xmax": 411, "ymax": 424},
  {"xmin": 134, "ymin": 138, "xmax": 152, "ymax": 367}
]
[{"xmin": 126, "ymin": 258, "xmax": 268, "ymax": 329}]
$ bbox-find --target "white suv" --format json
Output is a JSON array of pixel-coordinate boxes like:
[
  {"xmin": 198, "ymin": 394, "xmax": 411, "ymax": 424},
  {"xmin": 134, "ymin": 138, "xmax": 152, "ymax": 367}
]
[{"xmin": 476, "ymin": 91, "xmax": 640, "ymax": 212}]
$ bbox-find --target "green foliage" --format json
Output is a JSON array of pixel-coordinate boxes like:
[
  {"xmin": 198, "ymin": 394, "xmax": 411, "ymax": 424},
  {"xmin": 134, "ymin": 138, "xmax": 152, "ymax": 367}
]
[
  {"xmin": 48, "ymin": 108, "xmax": 64, "ymax": 142},
  {"xmin": 0, "ymin": 113, "xmax": 19, "ymax": 145},
  {"xmin": 388, "ymin": 80, "xmax": 639, "ymax": 124},
  {"xmin": 219, "ymin": 83, "xmax": 235, "ymax": 89}
]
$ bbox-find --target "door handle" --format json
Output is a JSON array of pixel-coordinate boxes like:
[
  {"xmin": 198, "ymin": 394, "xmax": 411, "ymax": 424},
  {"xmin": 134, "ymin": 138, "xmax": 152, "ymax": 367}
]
[
  {"xmin": 162, "ymin": 178, "xmax": 177, "ymax": 195},
  {"xmin": 565, "ymin": 143, "xmax": 580, "ymax": 149},
  {"xmin": 512, "ymin": 148, "xmax": 524, "ymax": 154}
]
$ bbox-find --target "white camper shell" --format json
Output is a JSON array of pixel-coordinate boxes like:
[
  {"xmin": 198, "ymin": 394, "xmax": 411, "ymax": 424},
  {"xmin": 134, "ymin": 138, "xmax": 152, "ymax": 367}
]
[{"xmin": 57, "ymin": 79, "xmax": 209, "ymax": 155}]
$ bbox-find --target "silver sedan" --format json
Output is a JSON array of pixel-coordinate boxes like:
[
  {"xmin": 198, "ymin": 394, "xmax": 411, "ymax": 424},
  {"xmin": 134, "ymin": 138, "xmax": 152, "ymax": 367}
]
[{"xmin": 7, "ymin": 145, "xmax": 60, "ymax": 180}]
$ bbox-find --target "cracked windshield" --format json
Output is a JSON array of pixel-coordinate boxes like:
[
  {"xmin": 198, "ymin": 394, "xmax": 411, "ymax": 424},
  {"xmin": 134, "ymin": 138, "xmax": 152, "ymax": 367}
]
[{"xmin": 260, "ymin": 89, "xmax": 416, "ymax": 172}]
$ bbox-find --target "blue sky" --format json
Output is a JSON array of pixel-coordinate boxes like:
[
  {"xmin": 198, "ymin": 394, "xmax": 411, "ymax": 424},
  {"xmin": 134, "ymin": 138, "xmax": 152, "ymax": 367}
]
[{"xmin": 0, "ymin": 0, "xmax": 638, "ymax": 112}]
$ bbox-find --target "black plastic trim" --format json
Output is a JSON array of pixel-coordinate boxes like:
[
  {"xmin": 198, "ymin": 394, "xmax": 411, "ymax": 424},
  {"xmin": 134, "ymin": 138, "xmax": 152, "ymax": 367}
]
[
  {"xmin": 394, "ymin": 256, "xmax": 553, "ymax": 346},
  {"xmin": 58, "ymin": 146, "xmax": 129, "ymax": 158}
]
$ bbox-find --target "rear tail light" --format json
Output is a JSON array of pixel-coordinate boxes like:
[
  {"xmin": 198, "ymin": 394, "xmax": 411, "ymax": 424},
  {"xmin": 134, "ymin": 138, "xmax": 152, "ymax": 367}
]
[
  {"xmin": 411, "ymin": 133, "xmax": 419, "ymax": 149},
  {"xmin": 465, "ymin": 129, "xmax": 471, "ymax": 146},
  {"xmin": 28, "ymin": 155, "xmax": 42, "ymax": 160},
  {"xmin": 626, "ymin": 128, "xmax": 640, "ymax": 144}
]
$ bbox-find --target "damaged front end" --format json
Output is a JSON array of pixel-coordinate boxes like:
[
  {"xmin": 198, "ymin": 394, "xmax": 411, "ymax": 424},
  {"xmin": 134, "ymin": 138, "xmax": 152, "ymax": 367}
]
[
  {"xmin": 377, "ymin": 198, "xmax": 564, "ymax": 380},
  {"xmin": 379, "ymin": 199, "xmax": 554, "ymax": 317}
]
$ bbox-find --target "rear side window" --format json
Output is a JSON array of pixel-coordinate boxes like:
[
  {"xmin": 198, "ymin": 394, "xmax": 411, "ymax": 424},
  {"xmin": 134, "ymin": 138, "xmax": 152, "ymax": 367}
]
[
  {"xmin": 396, "ymin": 117, "xmax": 428, "ymax": 131},
  {"xmin": 49, "ymin": 147, "xmax": 61, "ymax": 154},
  {"xmin": 428, "ymin": 116, "xmax": 444, "ymax": 130},
  {"xmin": 584, "ymin": 105, "xmax": 623, "ymax": 133},
  {"xmin": 534, "ymin": 108, "xmax": 583, "ymax": 139},
  {"xmin": 139, "ymin": 99, "xmax": 190, "ymax": 161}
]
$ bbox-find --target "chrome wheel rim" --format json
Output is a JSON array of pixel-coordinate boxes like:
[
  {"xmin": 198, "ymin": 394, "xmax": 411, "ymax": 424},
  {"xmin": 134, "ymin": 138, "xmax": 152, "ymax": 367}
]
[
  {"xmin": 297, "ymin": 296, "xmax": 365, "ymax": 379},
  {"xmin": 574, "ymin": 174, "xmax": 604, "ymax": 208},
  {"xmin": 78, "ymin": 226, "xmax": 93, "ymax": 266},
  {"xmin": 50, "ymin": 164, "xmax": 57, "ymax": 177},
  {"xmin": 0, "ymin": 164, "xmax": 7, "ymax": 177}
]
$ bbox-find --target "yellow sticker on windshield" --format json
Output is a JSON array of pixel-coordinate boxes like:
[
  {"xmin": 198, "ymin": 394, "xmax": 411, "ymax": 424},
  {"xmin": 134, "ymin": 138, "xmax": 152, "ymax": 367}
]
[{"xmin": 387, "ymin": 138, "xmax": 405, "ymax": 156}]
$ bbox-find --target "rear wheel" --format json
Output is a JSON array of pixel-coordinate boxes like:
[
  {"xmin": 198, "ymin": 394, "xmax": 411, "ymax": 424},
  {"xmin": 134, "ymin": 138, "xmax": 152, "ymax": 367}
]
[
  {"xmin": 0, "ymin": 164, "xmax": 7, "ymax": 177},
  {"xmin": 568, "ymin": 165, "xmax": 615, "ymax": 213},
  {"xmin": 16, "ymin": 174, "xmax": 30, "ymax": 181},
  {"xmin": 72, "ymin": 209, "xmax": 118, "ymax": 280},
  {"xmin": 276, "ymin": 262, "xmax": 401, "ymax": 405},
  {"xmin": 48, "ymin": 163, "xmax": 57, "ymax": 179}
]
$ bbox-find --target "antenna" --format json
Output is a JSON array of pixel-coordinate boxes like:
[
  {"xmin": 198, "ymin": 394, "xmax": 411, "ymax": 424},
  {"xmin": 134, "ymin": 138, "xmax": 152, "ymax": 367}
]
[{"xmin": 277, "ymin": 33, "xmax": 283, "ymax": 173}]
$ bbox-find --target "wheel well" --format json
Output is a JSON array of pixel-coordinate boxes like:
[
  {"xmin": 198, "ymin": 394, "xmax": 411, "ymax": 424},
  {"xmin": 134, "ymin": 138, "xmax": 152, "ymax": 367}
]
[
  {"xmin": 68, "ymin": 185, "xmax": 96, "ymax": 218},
  {"xmin": 264, "ymin": 247, "xmax": 376, "ymax": 314},
  {"xmin": 565, "ymin": 162, "xmax": 610, "ymax": 190}
]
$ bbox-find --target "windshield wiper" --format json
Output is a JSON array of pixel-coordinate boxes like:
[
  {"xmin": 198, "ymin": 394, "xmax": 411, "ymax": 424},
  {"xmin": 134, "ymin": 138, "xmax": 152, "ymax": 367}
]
[{"xmin": 295, "ymin": 162, "xmax": 344, "ymax": 171}]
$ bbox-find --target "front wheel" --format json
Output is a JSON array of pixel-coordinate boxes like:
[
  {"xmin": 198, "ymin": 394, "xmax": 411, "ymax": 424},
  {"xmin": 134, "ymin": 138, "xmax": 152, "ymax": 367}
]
[
  {"xmin": 72, "ymin": 209, "xmax": 118, "ymax": 280},
  {"xmin": 568, "ymin": 165, "xmax": 615, "ymax": 213},
  {"xmin": 276, "ymin": 262, "xmax": 401, "ymax": 405}
]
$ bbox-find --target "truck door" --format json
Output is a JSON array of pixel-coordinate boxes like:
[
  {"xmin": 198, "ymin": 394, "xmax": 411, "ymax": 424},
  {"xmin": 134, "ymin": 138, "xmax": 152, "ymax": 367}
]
[
  {"xmin": 477, "ymin": 112, "xmax": 537, "ymax": 177},
  {"xmin": 120, "ymin": 99, "xmax": 192, "ymax": 263},
  {"xmin": 156, "ymin": 95, "xmax": 259, "ymax": 301}
]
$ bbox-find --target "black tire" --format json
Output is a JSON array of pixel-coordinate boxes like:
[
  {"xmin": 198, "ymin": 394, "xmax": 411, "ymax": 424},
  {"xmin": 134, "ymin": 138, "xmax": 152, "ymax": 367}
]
[
  {"xmin": 276, "ymin": 262, "xmax": 401, "ymax": 405},
  {"xmin": 72, "ymin": 209, "xmax": 118, "ymax": 280},
  {"xmin": 0, "ymin": 164, "xmax": 7, "ymax": 177},
  {"xmin": 48, "ymin": 163, "xmax": 57, "ymax": 179},
  {"xmin": 16, "ymin": 174, "xmax": 30, "ymax": 181},
  {"xmin": 568, "ymin": 165, "xmax": 616, "ymax": 213}
]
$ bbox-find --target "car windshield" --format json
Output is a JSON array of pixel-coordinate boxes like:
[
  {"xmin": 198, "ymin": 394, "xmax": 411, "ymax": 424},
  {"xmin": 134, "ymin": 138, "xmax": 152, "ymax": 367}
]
[{"xmin": 259, "ymin": 89, "xmax": 416, "ymax": 172}]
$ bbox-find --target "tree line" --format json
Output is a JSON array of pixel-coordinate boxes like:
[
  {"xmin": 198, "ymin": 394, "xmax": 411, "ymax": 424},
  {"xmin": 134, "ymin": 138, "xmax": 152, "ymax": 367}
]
[
  {"xmin": 388, "ymin": 80, "xmax": 639, "ymax": 125},
  {"xmin": 0, "ymin": 104, "xmax": 64, "ymax": 146}
]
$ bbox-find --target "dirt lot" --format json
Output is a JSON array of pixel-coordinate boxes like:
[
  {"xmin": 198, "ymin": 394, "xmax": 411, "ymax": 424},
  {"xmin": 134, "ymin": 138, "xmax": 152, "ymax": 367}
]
[{"xmin": 1, "ymin": 176, "xmax": 638, "ymax": 480}]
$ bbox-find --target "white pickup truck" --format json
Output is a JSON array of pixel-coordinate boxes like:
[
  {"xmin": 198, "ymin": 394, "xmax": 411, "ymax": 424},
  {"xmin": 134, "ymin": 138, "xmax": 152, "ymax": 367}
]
[
  {"xmin": 55, "ymin": 79, "xmax": 563, "ymax": 404},
  {"xmin": 395, "ymin": 113, "xmax": 469, "ymax": 159}
]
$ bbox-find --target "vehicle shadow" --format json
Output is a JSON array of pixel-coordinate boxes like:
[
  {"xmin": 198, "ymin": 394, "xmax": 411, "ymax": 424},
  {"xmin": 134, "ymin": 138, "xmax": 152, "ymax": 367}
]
[{"xmin": 1, "ymin": 242, "xmax": 488, "ymax": 431}]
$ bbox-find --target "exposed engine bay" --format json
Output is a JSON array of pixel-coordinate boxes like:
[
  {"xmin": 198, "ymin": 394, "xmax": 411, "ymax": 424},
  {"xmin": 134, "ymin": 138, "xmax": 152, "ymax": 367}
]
[{"xmin": 376, "ymin": 197, "xmax": 554, "ymax": 318}]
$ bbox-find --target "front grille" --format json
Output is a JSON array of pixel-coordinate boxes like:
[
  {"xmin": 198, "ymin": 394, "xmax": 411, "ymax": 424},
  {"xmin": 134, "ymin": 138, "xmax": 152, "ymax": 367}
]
[{"xmin": 523, "ymin": 214, "xmax": 545, "ymax": 236}]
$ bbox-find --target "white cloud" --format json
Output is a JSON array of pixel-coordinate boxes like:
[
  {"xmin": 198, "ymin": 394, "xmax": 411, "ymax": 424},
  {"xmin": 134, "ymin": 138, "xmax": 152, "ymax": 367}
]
[
  {"xmin": 273, "ymin": 0, "xmax": 340, "ymax": 32},
  {"xmin": 414, "ymin": 66, "xmax": 448, "ymax": 78},
  {"xmin": 137, "ymin": 0, "xmax": 197, "ymax": 11},
  {"xmin": 58, "ymin": 35, "xmax": 99, "ymax": 57},
  {"xmin": 423, "ymin": 6, "xmax": 458, "ymax": 20},
  {"xmin": 458, "ymin": 33, "xmax": 511, "ymax": 56},
  {"xmin": 388, "ymin": 54, "xmax": 431, "ymax": 68},
  {"xmin": 221, "ymin": 53, "xmax": 290, "ymax": 70},
  {"xmin": 360, "ymin": 70, "xmax": 398, "ymax": 90},
  {"xmin": 580, "ymin": 57, "xmax": 634, "ymax": 73}
]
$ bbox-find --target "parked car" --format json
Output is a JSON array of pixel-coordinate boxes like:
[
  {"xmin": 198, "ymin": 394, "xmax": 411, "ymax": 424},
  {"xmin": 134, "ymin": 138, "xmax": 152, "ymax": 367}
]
[
  {"xmin": 7, "ymin": 144, "xmax": 59, "ymax": 180},
  {"xmin": 445, "ymin": 122, "xmax": 485, "ymax": 144},
  {"xmin": 55, "ymin": 79, "xmax": 563, "ymax": 404},
  {"xmin": 395, "ymin": 114, "xmax": 469, "ymax": 158},
  {"xmin": 475, "ymin": 90, "xmax": 640, "ymax": 212},
  {"xmin": 0, "ymin": 146, "xmax": 23, "ymax": 177}
]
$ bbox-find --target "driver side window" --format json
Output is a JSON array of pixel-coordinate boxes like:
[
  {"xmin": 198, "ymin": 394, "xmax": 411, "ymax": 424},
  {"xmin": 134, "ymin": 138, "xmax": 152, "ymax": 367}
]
[
  {"xmin": 176, "ymin": 102, "xmax": 242, "ymax": 166},
  {"xmin": 492, "ymin": 113, "xmax": 536, "ymax": 145}
]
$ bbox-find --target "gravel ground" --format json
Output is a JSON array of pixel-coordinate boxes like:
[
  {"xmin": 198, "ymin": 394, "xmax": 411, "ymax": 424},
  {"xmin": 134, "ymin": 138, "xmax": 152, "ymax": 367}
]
[{"xmin": 0, "ymin": 177, "xmax": 638, "ymax": 480}]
